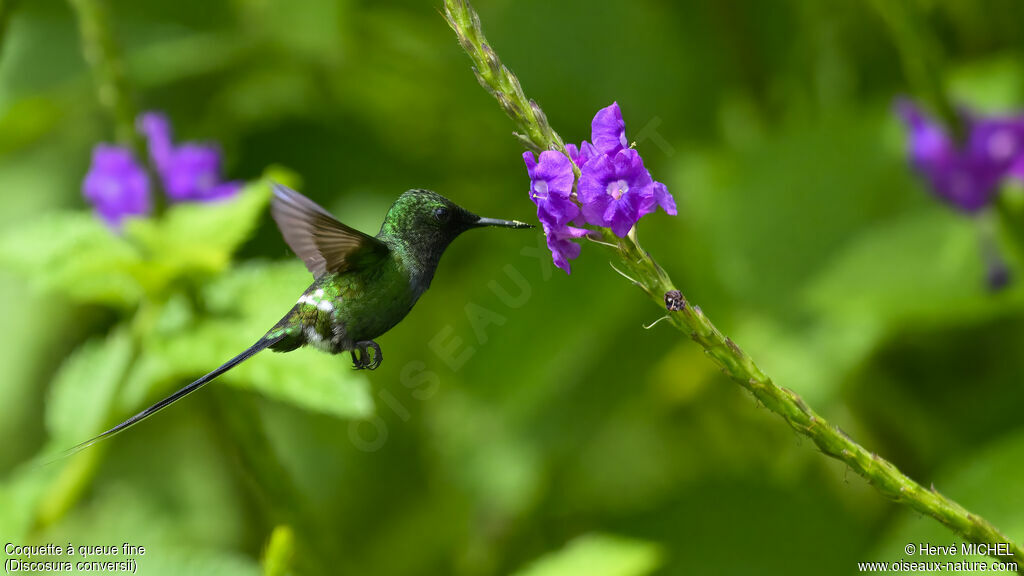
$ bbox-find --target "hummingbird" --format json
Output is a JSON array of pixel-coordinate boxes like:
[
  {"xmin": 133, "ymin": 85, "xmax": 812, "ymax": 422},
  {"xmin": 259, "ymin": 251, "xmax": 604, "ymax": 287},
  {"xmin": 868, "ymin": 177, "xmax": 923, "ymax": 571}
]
[{"xmin": 68, "ymin": 183, "xmax": 532, "ymax": 453}]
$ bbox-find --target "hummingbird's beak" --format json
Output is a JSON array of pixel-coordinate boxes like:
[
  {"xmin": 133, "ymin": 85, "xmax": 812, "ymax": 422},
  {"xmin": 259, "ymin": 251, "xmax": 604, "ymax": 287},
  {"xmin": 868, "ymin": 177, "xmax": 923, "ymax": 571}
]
[{"xmin": 474, "ymin": 216, "xmax": 534, "ymax": 229}]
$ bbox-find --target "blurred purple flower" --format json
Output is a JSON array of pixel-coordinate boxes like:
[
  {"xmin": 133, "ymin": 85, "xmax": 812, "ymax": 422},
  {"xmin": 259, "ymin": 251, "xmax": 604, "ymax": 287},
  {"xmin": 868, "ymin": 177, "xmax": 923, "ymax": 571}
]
[
  {"xmin": 578, "ymin": 149, "xmax": 655, "ymax": 237},
  {"xmin": 82, "ymin": 144, "xmax": 150, "ymax": 229},
  {"xmin": 523, "ymin": 150, "xmax": 579, "ymax": 227},
  {"xmin": 896, "ymin": 99, "xmax": 1024, "ymax": 213},
  {"xmin": 138, "ymin": 112, "xmax": 242, "ymax": 203},
  {"xmin": 544, "ymin": 223, "xmax": 592, "ymax": 274}
]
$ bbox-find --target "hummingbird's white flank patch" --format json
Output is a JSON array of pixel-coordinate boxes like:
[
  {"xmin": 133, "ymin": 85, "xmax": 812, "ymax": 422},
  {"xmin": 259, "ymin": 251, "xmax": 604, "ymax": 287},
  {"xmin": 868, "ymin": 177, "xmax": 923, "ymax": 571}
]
[
  {"xmin": 298, "ymin": 289, "xmax": 334, "ymax": 313},
  {"xmin": 304, "ymin": 326, "xmax": 333, "ymax": 352}
]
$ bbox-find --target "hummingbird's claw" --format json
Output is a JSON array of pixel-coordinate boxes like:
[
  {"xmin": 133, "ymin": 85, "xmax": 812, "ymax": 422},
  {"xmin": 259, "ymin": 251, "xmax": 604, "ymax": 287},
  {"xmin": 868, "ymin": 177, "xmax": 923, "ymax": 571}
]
[{"xmin": 351, "ymin": 340, "xmax": 383, "ymax": 370}]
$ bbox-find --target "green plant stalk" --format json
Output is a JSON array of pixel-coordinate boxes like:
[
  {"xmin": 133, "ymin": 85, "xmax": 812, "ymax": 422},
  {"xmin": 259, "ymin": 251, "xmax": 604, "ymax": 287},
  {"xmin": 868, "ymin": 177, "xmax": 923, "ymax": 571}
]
[
  {"xmin": 442, "ymin": 0, "xmax": 1024, "ymax": 570},
  {"xmin": 68, "ymin": 0, "xmax": 138, "ymax": 148}
]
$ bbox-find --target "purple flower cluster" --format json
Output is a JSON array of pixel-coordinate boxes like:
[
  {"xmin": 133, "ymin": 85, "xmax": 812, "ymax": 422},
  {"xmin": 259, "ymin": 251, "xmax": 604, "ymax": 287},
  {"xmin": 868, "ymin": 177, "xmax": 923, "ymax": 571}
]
[
  {"xmin": 523, "ymin": 102, "xmax": 677, "ymax": 273},
  {"xmin": 82, "ymin": 111, "xmax": 241, "ymax": 229},
  {"xmin": 896, "ymin": 99, "xmax": 1024, "ymax": 213},
  {"xmin": 138, "ymin": 113, "xmax": 242, "ymax": 203},
  {"xmin": 82, "ymin": 145, "xmax": 151, "ymax": 229}
]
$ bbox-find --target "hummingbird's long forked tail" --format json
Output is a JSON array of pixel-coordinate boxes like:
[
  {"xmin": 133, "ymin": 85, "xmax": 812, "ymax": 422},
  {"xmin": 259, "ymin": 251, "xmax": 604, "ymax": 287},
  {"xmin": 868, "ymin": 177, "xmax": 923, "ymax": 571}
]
[{"xmin": 59, "ymin": 333, "xmax": 286, "ymax": 460}]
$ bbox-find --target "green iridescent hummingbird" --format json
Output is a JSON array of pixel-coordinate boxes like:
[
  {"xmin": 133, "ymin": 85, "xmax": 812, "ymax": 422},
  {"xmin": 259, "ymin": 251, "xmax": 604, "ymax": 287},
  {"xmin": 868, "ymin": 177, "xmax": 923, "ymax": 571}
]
[{"xmin": 70, "ymin": 183, "xmax": 532, "ymax": 452}]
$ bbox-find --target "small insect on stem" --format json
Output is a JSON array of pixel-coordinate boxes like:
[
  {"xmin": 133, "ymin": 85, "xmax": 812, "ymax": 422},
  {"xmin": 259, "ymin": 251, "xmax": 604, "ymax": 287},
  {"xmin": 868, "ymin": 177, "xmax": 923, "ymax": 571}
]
[{"xmin": 665, "ymin": 289, "xmax": 686, "ymax": 311}]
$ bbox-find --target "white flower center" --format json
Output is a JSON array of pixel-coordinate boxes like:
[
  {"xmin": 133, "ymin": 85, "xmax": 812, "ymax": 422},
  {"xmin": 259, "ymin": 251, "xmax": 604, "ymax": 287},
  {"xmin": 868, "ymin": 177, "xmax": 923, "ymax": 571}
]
[
  {"xmin": 988, "ymin": 129, "xmax": 1017, "ymax": 161},
  {"xmin": 606, "ymin": 179, "xmax": 628, "ymax": 200},
  {"xmin": 532, "ymin": 180, "xmax": 549, "ymax": 200}
]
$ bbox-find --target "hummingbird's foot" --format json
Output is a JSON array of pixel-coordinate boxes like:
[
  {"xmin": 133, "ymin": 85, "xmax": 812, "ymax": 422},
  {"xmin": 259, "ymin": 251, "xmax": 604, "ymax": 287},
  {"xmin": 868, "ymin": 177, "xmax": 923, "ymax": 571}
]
[{"xmin": 351, "ymin": 340, "xmax": 383, "ymax": 370}]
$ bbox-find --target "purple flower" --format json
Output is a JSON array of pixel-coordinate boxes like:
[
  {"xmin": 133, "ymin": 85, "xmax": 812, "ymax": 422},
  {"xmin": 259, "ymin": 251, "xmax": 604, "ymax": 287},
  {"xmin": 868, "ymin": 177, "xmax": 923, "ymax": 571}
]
[
  {"xmin": 582, "ymin": 102, "xmax": 676, "ymax": 220},
  {"xmin": 896, "ymin": 99, "xmax": 1024, "ymax": 213},
  {"xmin": 591, "ymin": 102, "xmax": 628, "ymax": 155},
  {"xmin": 524, "ymin": 150, "xmax": 579, "ymax": 227},
  {"xmin": 82, "ymin": 144, "xmax": 151, "ymax": 229},
  {"xmin": 519, "ymin": 101, "xmax": 678, "ymax": 274},
  {"xmin": 578, "ymin": 149, "xmax": 655, "ymax": 237},
  {"xmin": 566, "ymin": 141, "xmax": 598, "ymax": 170},
  {"xmin": 138, "ymin": 112, "xmax": 242, "ymax": 203},
  {"xmin": 138, "ymin": 113, "xmax": 174, "ymax": 173},
  {"xmin": 640, "ymin": 181, "xmax": 677, "ymax": 218},
  {"xmin": 544, "ymin": 223, "xmax": 592, "ymax": 274}
]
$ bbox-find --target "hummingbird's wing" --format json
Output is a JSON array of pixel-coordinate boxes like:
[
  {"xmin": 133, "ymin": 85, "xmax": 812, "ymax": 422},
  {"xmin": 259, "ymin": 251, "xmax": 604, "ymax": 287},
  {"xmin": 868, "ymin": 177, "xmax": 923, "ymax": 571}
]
[{"xmin": 271, "ymin": 183, "xmax": 390, "ymax": 277}]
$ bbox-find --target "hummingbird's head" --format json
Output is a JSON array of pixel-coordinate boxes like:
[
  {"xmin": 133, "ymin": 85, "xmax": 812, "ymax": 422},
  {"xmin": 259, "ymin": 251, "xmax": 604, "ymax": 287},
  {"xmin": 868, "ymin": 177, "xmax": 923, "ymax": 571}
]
[{"xmin": 380, "ymin": 189, "xmax": 532, "ymax": 252}]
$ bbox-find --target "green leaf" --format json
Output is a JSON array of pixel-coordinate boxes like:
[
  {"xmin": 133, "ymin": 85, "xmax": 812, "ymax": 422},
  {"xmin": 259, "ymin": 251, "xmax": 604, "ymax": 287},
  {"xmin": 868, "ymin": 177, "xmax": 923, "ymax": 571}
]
[
  {"xmin": 46, "ymin": 327, "xmax": 134, "ymax": 446},
  {"xmin": 0, "ymin": 211, "xmax": 144, "ymax": 307},
  {"xmin": 0, "ymin": 97, "xmax": 64, "ymax": 156},
  {"xmin": 123, "ymin": 179, "xmax": 273, "ymax": 291},
  {"xmin": 262, "ymin": 525, "xmax": 296, "ymax": 576},
  {"xmin": 948, "ymin": 55, "xmax": 1024, "ymax": 112},
  {"xmin": 0, "ymin": 462, "xmax": 61, "ymax": 541},
  {"xmin": 39, "ymin": 475, "xmax": 262, "ymax": 576},
  {"xmin": 121, "ymin": 261, "xmax": 372, "ymax": 421},
  {"xmin": 511, "ymin": 534, "xmax": 663, "ymax": 576},
  {"xmin": 2, "ymin": 324, "xmax": 134, "ymax": 534},
  {"xmin": 803, "ymin": 209, "xmax": 1024, "ymax": 326}
]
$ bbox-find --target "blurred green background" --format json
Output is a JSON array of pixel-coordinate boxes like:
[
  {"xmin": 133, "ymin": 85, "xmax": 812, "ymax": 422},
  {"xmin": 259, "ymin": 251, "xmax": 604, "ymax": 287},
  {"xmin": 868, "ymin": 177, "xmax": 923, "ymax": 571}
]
[{"xmin": 2, "ymin": 0, "xmax": 1024, "ymax": 574}]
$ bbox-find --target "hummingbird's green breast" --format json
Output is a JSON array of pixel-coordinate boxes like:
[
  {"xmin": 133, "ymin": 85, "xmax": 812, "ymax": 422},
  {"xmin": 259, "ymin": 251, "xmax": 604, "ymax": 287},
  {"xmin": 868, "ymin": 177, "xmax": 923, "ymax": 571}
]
[{"xmin": 328, "ymin": 253, "xmax": 419, "ymax": 344}]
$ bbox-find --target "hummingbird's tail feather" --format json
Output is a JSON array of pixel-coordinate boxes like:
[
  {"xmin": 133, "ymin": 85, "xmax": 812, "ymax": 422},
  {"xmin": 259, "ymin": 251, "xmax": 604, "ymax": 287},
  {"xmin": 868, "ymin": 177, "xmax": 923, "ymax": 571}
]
[{"xmin": 61, "ymin": 334, "xmax": 285, "ymax": 458}]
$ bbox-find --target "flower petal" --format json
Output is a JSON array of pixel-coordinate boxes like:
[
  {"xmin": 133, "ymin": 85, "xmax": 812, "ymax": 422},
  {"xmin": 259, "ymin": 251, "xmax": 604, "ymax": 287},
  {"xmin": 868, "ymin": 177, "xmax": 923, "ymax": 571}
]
[
  {"xmin": 532, "ymin": 150, "xmax": 574, "ymax": 197},
  {"xmin": 577, "ymin": 153, "xmax": 614, "ymax": 206},
  {"xmin": 591, "ymin": 102, "xmax": 628, "ymax": 155},
  {"xmin": 653, "ymin": 181, "xmax": 677, "ymax": 215},
  {"xmin": 138, "ymin": 112, "xmax": 175, "ymax": 172},
  {"xmin": 543, "ymin": 223, "xmax": 592, "ymax": 274},
  {"xmin": 522, "ymin": 151, "xmax": 537, "ymax": 172},
  {"xmin": 537, "ymin": 195, "xmax": 581, "ymax": 228},
  {"xmin": 138, "ymin": 111, "xmax": 241, "ymax": 204},
  {"xmin": 82, "ymin": 144, "xmax": 151, "ymax": 230},
  {"xmin": 162, "ymin": 143, "xmax": 224, "ymax": 201}
]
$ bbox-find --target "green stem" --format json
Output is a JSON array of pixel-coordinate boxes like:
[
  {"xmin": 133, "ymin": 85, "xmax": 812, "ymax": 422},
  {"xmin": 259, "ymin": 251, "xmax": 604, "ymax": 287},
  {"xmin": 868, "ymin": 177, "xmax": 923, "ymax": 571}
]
[
  {"xmin": 609, "ymin": 229, "xmax": 1024, "ymax": 571},
  {"xmin": 443, "ymin": 0, "xmax": 1024, "ymax": 570},
  {"xmin": 996, "ymin": 193, "xmax": 1024, "ymax": 261},
  {"xmin": 68, "ymin": 0, "xmax": 138, "ymax": 149}
]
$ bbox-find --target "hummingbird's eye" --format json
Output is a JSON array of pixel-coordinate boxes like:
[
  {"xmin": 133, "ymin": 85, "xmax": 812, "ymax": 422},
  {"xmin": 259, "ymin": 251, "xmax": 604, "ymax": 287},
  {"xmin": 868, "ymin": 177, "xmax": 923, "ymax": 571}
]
[{"xmin": 433, "ymin": 207, "xmax": 449, "ymax": 222}]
